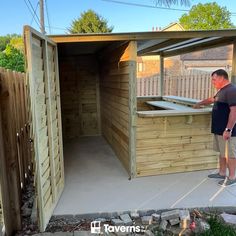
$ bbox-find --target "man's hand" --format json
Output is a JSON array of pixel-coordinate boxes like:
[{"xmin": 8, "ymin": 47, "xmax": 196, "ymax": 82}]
[
  {"xmin": 193, "ymin": 103, "xmax": 202, "ymax": 109},
  {"xmin": 223, "ymin": 131, "xmax": 232, "ymax": 140}
]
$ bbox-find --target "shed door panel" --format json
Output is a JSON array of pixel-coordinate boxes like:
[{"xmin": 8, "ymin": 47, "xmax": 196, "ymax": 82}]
[{"xmin": 24, "ymin": 26, "xmax": 64, "ymax": 231}]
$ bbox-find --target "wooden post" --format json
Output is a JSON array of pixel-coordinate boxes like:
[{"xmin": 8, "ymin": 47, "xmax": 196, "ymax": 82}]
[
  {"xmin": 159, "ymin": 54, "xmax": 164, "ymax": 97},
  {"xmin": 231, "ymin": 41, "xmax": 236, "ymax": 84}
]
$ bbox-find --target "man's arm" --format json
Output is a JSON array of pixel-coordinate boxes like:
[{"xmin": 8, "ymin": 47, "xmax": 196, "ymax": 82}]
[
  {"xmin": 193, "ymin": 97, "xmax": 214, "ymax": 109},
  {"xmin": 223, "ymin": 106, "xmax": 236, "ymax": 140}
]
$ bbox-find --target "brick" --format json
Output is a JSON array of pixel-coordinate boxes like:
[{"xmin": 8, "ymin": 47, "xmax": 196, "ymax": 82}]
[
  {"xmin": 141, "ymin": 216, "xmax": 153, "ymax": 225},
  {"xmin": 169, "ymin": 218, "xmax": 180, "ymax": 226},
  {"xmin": 130, "ymin": 212, "xmax": 140, "ymax": 219},
  {"xmin": 119, "ymin": 214, "xmax": 133, "ymax": 225},
  {"xmin": 152, "ymin": 213, "xmax": 160, "ymax": 221},
  {"xmin": 161, "ymin": 210, "xmax": 180, "ymax": 220}
]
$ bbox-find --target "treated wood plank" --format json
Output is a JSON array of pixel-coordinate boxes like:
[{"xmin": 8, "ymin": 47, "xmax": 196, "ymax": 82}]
[{"xmin": 146, "ymin": 101, "xmax": 195, "ymax": 111}]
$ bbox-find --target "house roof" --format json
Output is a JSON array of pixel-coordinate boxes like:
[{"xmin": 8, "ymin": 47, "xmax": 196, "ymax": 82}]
[{"xmin": 48, "ymin": 28, "xmax": 236, "ymax": 58}]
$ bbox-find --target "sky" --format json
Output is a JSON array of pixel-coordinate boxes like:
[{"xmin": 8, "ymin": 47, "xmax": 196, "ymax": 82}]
[{"xmin": 1, "ymin": 0, "xmax": 236, "ymax": 36}]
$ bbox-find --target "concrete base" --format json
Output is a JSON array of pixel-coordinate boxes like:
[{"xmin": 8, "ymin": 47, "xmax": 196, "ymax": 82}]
[{"xmin": 53, "ymin": 136, "xmax": 236, "ymax": 215}]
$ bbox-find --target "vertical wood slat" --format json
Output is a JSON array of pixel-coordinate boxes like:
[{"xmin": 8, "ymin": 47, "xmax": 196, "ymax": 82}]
[{"xmin": 137, "ymin": 72, "xmax": 212, "ymax": 99}]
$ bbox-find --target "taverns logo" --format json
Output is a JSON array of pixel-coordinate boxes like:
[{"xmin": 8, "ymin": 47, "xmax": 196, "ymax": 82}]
[{"xmin": 90, "ymin": 220, "xmax": 145, "ymax": 234}]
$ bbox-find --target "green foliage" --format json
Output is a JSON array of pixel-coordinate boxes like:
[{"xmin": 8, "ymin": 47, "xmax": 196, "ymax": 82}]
[
  {"xmin": 198, "ymin": 215, "xmax": 236, "ymax": 236},
  {"xmin": 0, "ymin": 44, "xmax": 25, "ymax": 72},
  {"xmin": 0, "ymin": 35, "xmax": 25, "ymax": 72},
  {"xmin": 0, "ymin": 34, "xmax": 21, "ymax": 51},
  {"xmin": 179, "ymin": 2, "xmax": 235, "ymax": 30},
  {"xmin": 68, "ymin": 9, "xmax": 113, "ymax": 33}
]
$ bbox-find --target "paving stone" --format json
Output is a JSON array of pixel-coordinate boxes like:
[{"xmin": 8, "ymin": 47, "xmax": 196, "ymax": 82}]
[
  {"xmin": 119, "ymin": 214, "xmax": 133, "ymax": 225},
  {"xmin": 179, "ymin": 210, "xmax": 190, "ymax": 221},
  {"xmin": 111, "ymin": 219, "xmax": 124, "ymax": 226},
  {"xmin": 74, "ymin": 231, "xmax": 93, "ymax": 236},
  {"xmin": 220, "ymin": 213, "xmax": 236, "ymax": 225},
  {"xmin": 159, "ymin": 220, "xmax": 168, "ymax": 231},
  {"xmin": 130, "ymin": 212, "xmax": 140, "ymax": 219},
  {"xmin": 141, "ymin": 216, "xmax": 153, "ymax": 225},
  {"xmin": 169, "ymin": 218, "xmax": 180, "ymax": 226},
  {"xmin": 152, "ymin": 213, "xmax": 160, "ymax": 221},
  {"xmin": 161, "ymin": 210, "xmax": 180, "ymax": 220}
]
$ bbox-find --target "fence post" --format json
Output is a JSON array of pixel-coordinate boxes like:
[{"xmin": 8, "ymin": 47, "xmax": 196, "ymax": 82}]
[{"xmin": 159, "ymin": 55, "xmax": 164, "ymax": 96}]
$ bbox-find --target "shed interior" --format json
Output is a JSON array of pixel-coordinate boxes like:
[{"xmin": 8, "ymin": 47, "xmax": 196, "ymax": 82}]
[{"xmin": 57, "ymin": 40, "xmax": 136, "ymax": 175}]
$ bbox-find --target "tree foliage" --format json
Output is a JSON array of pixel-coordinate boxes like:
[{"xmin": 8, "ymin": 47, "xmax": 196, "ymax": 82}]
[
  {"xmin": 0, "ymin": 36, "xmax": 25, "ymax": 72},
  {"xmin": 179, "ymin": 2, "xmax": 235, "ymax": 30},
  {"xmin": 68, "ymin": 9, "xmax": 113, "ymax": 33}
]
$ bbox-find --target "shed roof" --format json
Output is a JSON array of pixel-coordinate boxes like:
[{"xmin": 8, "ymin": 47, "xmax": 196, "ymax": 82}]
[{"xmin": 50, "ymin": 29, "xmax": 236, "ymax": 58}]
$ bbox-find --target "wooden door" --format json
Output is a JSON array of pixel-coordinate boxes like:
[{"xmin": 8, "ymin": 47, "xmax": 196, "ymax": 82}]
[{"xmin": 24, "ymin": 26, "xmax": 64, "ymax": 231}]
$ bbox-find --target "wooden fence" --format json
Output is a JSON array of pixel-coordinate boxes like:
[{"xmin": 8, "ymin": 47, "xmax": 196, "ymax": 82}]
[
  {"xmin": 137, "ymin": 72, "xmax": 216, "ymax": 99},
  {"xmin": 0, "ymin": 68, "xmax": 32, "ymax": 235}
]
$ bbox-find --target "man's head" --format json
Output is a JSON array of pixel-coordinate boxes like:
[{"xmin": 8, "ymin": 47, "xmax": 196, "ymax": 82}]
[{"xmin": 211, "ymin": 69, "xmax": 229, "ymax": 89}]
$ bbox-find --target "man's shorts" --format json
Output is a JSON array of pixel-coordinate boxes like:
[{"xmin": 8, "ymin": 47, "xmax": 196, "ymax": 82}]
[{"xmin": 213, "ymin": 134, "xmax": 236, "ymax": 158}]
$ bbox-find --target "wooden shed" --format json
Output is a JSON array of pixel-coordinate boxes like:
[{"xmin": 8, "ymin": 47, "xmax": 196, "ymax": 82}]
[{"xmin": 23, "ymin": 26, "xmax": 236, "ymax": 231}]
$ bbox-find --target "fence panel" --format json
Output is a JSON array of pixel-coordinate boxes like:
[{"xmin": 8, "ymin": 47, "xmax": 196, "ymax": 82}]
[
  {"xmin": 137, "ymin": 72, "xmax": 215, "ymax": 99},
  {"xmin": 0, "ymin": 68, "xmax": 31, "ymax": 235}
]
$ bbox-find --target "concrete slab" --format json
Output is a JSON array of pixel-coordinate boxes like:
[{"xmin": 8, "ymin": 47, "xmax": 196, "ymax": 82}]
[{"xmin": 53, "ymin": 136, "xmax": 236, "ymax": 216}]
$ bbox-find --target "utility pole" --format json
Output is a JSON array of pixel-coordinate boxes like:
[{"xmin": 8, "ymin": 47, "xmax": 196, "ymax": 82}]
[{"xmin": 40, "ymin": 0, "xmax": 46, "ymax": 34}]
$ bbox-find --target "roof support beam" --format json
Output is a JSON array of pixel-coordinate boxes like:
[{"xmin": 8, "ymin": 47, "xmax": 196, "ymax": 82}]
[
  {"xmin": 162, "ymin": 37, "xmax": 236, "ymax": 58},
  {"xmin": 138, "ymin": 39, "xmax": 187, "ymax": 55}
]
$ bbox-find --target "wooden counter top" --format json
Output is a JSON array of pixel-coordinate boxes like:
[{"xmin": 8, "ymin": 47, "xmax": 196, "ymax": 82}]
[{"xmin": 137, "ymin": 108, "xmax": 212, "ymax": 117}]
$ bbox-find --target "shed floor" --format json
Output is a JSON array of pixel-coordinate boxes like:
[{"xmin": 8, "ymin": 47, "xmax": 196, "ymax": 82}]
[{"xmin": 53, "ymin": 136, "xmax": 236, "ymax": 215}]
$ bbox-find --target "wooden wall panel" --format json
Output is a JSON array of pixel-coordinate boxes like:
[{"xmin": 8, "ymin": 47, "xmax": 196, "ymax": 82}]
[
  {"xmin": 100, "ymin": 42, "xmax": 137, "ymax": 175},
  {"xmin": 59, "ymin": 55, "xmax": 100, "ymax": 140},
  {"xmin": 24, "ymin": 26, "xmax": 65, "ymax": 231},
  {"xmin": 136, "ymin": 114, "xmax": 218, "ymax": 177}
]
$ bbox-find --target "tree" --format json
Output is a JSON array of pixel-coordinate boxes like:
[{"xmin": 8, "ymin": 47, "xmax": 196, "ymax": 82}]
[
  {"xmin": 68, "ymin": 9, "xmax": 113, "ymax": 33},
  {"xmin": 0, "ymin": 34, "xmax": 21, "ymax": 51},
  {"xmin": 179, "ymin": 2, "xmax": 235, "ymax": 30},
  {"xmin": 0, "ymin": 36, "xmax": 25, "ymax": 72}
]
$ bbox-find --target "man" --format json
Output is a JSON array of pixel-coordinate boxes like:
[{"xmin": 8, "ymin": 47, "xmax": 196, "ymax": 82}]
[{"xmin": 194, "ymin": 69, "xmax": 236, "ymax": 187}]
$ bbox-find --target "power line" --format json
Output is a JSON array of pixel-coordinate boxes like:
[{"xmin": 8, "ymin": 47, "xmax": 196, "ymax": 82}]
[
  {"xmin": 30, "ymin": 1, "xmax": 39, "ymax": 25},
  {"xmin": 27, "ymin": 0, "xmax": 41, "ymax": 24},
  {"xmin": 23, "ymin": 0, "xmax": 41, "ymax": 28},
  {"xmin": 101, "ymin": 0, "xmax": 189, "ymax": 12},
  {"xmin": 101, "ymin": 0, "xmax": 236, "ymax": 15},
  {"xmin": 45, "ymin": 0, "xmax": 52, "ymax": 34}
]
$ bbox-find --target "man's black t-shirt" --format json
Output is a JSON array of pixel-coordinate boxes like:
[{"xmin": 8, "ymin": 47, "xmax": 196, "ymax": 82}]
[{"xmin": 211, "ymin": 83, "xmax": 236, "ymax": 136}]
